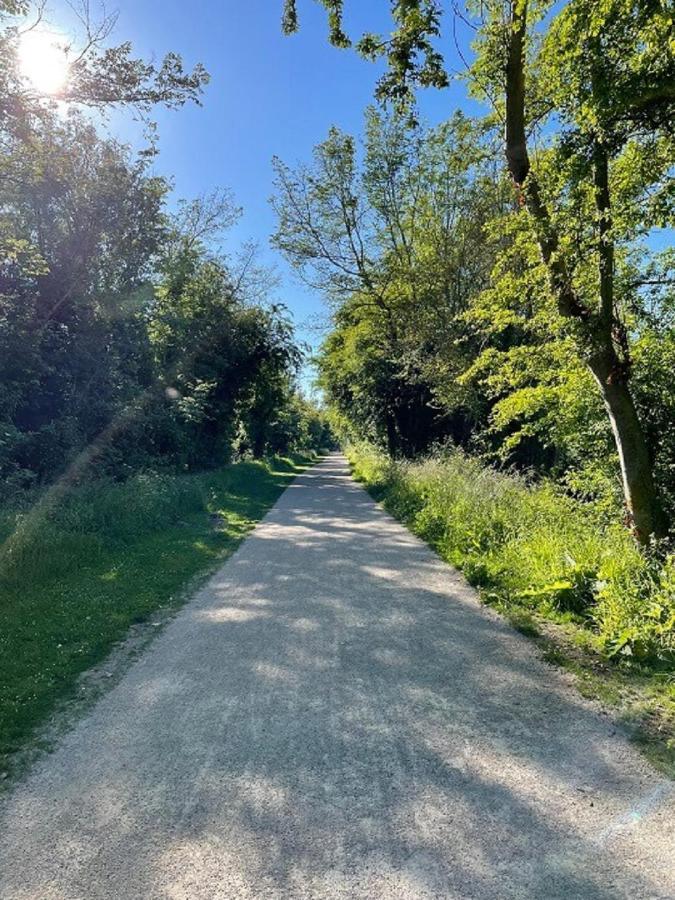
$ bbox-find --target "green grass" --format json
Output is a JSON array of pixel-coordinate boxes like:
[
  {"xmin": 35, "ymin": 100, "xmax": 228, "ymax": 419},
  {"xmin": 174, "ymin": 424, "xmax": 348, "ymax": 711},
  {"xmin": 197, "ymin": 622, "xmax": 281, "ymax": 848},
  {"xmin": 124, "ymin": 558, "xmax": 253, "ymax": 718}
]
[
  {"xmin": 348, "ymin": 443, "xmax": 675, "ymax": 775},
  {"xmin": 0, "ymin": 455, "xmax": 312, "ymax": 772}
]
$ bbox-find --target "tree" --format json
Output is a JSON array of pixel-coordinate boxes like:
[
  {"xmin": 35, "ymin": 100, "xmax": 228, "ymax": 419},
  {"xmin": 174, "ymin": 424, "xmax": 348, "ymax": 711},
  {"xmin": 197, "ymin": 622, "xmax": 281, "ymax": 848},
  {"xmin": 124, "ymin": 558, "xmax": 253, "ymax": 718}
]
[
  {"xmin": 0, "ymin": 9, "xmax": 313, "ymax": 492},
  {"xmin": 282, "ymin": 0, "xmax": 674, "ymax": 542},
  {"xmin": 0, "ymin": 107, "xmax": 169, "ymax": 482},
  {"xmin": 273, "ymin": 110, "xmax": 504, "ymax": 454},
  {"xmin": 150, "ymin": 242, "xmax": 302, "ymax": 467},
  {"xmin": 493, "ymin": 0, "xmax": 672, "ymax": 542}
]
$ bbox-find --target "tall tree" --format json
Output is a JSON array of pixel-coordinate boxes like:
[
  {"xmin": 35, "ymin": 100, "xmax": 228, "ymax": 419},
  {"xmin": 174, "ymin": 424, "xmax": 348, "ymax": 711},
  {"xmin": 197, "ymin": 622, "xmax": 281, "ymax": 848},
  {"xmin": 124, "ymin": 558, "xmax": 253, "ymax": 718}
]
[
  {"xmin": 272, "ymin": 111, "xmax": 503, "ymax": 455},
  {"xmin": 282, "ymin": 0, "xmax": 674, "ymax": 543},
  {"xmin": 0, "ymin": 4, "xmax": 313, "ymax": 491}
]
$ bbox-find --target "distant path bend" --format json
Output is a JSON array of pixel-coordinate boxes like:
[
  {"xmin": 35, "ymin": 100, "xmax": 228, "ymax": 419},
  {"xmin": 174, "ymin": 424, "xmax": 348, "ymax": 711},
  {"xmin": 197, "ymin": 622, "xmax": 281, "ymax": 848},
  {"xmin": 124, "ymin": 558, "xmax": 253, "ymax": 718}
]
[{"xmin": 1, "ymin": 454, "xmax": 673, "ymax": 899}]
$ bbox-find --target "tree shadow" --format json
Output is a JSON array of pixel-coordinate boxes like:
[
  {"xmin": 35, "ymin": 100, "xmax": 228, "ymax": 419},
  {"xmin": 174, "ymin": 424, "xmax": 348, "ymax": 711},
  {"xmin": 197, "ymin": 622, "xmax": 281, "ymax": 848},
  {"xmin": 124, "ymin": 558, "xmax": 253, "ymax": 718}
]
[{"xmin": 0, "ymin": 456, "xmax": 672, "ymax": 899}]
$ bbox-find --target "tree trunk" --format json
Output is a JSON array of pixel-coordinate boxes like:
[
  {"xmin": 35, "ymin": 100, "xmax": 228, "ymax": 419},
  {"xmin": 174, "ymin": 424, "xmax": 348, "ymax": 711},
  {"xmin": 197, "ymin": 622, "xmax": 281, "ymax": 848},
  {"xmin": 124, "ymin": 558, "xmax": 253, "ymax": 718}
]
[
  {"xmin": 252, "ymin": 436, "xmax": 265, "ymax": 459},
  {"xmin": 385, "ymin": 409, "xmax": 398, "ymax": 456},
  {"xmin": 588, "ymin": 351, "xmax": 665, "ymax": 542},
  {"xmin": 587, "ymin": 141, "xmax": 664, "ymax": 539}
]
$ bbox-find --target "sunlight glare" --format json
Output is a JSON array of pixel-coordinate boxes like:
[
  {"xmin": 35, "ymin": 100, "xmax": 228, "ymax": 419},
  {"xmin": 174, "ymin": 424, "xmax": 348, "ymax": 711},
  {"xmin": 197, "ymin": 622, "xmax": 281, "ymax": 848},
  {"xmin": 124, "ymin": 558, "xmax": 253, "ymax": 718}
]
[{"xmin": 18, "ymin": 29, "xmax": 70, "ymax": 95}]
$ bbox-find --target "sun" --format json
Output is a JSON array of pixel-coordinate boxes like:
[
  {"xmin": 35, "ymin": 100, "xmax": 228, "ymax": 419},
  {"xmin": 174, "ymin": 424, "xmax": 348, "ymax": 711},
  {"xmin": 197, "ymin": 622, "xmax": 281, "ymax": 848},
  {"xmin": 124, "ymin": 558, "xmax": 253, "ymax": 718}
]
[{"xmin": 18, "ymin": 29, "xmax": 70, "ymax": 95}]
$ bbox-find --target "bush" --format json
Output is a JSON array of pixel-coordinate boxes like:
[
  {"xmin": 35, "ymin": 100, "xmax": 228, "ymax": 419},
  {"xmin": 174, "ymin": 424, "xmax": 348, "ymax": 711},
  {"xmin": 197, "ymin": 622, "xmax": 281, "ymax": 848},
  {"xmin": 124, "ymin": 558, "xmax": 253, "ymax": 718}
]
[{"xmin": 348, "ymin": 443, "xmax": 675, "ymax": 665}]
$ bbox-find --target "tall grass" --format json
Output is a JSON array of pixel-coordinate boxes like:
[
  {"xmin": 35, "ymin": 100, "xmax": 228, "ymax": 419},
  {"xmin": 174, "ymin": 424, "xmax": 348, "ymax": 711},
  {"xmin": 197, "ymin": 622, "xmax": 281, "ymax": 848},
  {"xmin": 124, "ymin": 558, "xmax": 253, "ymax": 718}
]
[
  {"xmin": 0, "ymin": 456, "xmax": 311, "ymax": 767},
  {"xmin": 349, "ymin": 444, "xmax": 674, "ymax": 666}
]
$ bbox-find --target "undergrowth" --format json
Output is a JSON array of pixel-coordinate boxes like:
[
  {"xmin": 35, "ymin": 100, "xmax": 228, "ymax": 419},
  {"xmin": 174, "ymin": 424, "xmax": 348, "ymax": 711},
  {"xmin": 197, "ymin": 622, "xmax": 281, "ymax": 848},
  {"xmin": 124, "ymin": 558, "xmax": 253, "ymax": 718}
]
[{"xmin": 348, "ymin": 443, "xmax": 674, "ymax": 771}]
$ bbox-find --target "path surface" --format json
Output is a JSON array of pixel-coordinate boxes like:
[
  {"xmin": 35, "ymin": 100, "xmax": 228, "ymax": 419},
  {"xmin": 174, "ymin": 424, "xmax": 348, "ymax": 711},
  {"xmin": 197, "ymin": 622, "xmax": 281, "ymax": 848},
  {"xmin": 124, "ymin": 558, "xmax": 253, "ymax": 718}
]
[{"xmin": 1, "ymin": 455, "xmax": 673, "ymax": 899}]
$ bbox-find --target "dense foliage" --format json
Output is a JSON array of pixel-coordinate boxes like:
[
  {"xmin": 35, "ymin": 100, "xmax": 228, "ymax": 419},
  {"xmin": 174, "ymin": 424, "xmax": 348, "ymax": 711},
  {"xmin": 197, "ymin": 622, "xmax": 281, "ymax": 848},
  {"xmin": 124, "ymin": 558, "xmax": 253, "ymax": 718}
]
[
  {"xmin": 274, "ymin": 110, "xmax": 674, "ymax": 523},
  {"xmin": 273, "ymin": 112, "xmax": 507, "ymax": 457},
  {"xmin": 279, "ymin": 0, "xmax": 674, "ymax": 545},
  {"xmin": 0, "ymin": 4, "xmax": 333, "ymax": 767},
  {"xmin": 0, "ymin": 5, "xmax": 331, "ymax": 504}
]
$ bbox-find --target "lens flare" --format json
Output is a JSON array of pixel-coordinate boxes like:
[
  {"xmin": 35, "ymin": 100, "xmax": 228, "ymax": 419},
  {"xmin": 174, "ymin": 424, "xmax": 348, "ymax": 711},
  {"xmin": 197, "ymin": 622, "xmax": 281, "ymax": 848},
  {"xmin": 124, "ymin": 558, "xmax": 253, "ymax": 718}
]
[{"xmin": 18, "ymin": 29, "xmax": 70, "ymax": 95}]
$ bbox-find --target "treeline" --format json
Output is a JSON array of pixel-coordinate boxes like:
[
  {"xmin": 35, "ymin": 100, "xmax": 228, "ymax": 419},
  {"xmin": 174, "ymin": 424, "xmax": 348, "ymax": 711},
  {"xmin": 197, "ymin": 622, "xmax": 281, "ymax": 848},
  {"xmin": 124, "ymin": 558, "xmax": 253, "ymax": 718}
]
[
  {"xmin": 275, "ymin": 0, "xmax": 674, "ymax": 547},
  {"xmin": 0, "ymin": 5, "xmax": 331, "ymax": 502}
]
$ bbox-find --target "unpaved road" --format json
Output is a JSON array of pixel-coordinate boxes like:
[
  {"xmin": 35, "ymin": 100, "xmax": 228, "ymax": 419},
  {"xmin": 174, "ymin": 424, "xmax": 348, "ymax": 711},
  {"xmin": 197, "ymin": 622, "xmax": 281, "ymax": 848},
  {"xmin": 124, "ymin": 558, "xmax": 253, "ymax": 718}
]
[{"xmin": 1, "ymin": 455, "xmax": 673, "ymax": 899}]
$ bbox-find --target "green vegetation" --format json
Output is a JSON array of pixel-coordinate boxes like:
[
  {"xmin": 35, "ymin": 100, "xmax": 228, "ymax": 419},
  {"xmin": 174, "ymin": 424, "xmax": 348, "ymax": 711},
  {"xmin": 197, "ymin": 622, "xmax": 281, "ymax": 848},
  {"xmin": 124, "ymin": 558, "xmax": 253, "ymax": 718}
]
[
  {"xmin": 0, "ymin": 4, "xmax": 334, "ymax": 769},
  {"xmin": 0, "ymin": 455, "xmax": 311, "ymax": 774},
  {"xmin": 284, "ymin": 0, "xmax": 675, "ymax": 545},
  {"xmin": 349, "ymin": 444, "xmax": 674, "ymax": 662},
  {"xmin": 1, "ymin": 6, "xmax": 333, "ymax": 496},
  {"xmin": 349, "ymin": 443, "xmax": 674, "ymax": 771},
  {"xmin": 275, "ymin": 2, "xmax": 674, "ymax": 732}
]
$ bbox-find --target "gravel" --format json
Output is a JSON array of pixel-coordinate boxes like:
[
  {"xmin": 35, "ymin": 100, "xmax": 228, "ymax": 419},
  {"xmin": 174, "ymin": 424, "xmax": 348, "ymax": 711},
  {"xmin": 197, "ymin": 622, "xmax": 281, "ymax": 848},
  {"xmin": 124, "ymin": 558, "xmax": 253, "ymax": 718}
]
[{"xmin": 1, "ymin": 454, "xmax": 673, "ymax": 899}]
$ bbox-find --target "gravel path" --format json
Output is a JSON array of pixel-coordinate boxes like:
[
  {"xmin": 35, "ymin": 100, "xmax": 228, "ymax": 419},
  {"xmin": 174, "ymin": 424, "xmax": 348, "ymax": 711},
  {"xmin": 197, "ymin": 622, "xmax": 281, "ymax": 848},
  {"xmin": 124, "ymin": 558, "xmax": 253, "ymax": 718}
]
[{"xmin": 1, "ymin": 454, "xmax": 673, "ymax": 899}]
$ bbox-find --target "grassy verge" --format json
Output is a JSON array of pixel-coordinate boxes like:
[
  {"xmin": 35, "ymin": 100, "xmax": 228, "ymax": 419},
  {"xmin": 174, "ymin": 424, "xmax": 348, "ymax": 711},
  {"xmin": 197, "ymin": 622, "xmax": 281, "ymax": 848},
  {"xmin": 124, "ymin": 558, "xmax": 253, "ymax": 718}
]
[
  {"xmin": 348, "ymin": 443, "xmax": 675, "ymax": 776},
  {"xmin": 0, "ymin": 455, "xmax": 312, "ymax": 776}
]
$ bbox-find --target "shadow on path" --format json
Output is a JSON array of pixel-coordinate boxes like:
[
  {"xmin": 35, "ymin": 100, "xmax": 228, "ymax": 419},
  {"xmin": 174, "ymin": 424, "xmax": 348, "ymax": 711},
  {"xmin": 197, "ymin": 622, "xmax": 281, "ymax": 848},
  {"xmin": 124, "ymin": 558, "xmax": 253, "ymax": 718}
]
[{"xmin": 0, "ymin": 455, "xmax": 672, "ymax": 899}]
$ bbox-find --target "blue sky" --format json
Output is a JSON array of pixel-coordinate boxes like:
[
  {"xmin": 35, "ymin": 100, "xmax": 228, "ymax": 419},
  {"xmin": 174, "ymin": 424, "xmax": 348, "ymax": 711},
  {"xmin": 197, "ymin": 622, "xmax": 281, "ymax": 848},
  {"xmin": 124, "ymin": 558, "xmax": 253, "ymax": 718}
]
[
  {"xmin": 49, "ymin": 1, "xmax": 477, "ymax": 385},
  {"xmin": 34, "ymin": 2, "xmax": 674, "ymax": 387}
]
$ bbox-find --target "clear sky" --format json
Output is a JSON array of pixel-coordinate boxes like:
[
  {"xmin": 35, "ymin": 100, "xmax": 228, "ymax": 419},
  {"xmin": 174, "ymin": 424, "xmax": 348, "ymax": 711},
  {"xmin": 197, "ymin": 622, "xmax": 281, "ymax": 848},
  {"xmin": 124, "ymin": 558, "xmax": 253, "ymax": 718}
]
[
  {"xmin": 48, "ymin": 1, "xmax": 478, "ymax": 386},
  {"xmin": 33, "ymin": 1, "xmax": 673, "ymax": 388}
]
